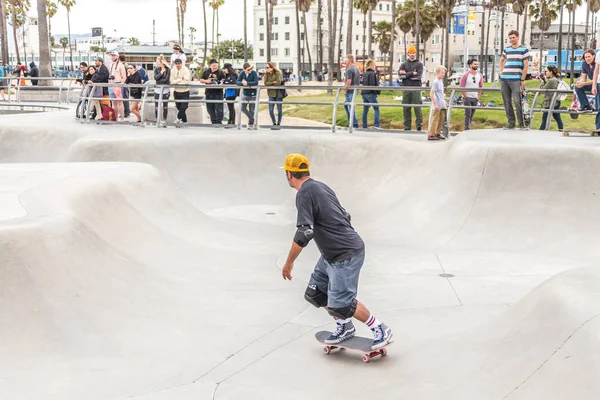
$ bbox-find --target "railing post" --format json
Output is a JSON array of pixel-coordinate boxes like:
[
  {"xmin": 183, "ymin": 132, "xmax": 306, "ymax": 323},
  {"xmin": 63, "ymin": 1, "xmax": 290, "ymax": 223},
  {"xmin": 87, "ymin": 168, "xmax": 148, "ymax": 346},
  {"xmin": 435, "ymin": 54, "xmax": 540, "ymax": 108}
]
[
  {"xmin": 529, "ymin": 91, "xmax": 540, "ymax": 129},
  {"xmin": 66, "ymin": 79, "xmax": 74, "ymax": 105},
  {"xmin": 84, "ymin": 83, "xmax": 93, "ymax": 123},
  {"xmin": 140, "ymin": 85, "xmax": 149, "ymax": 127},
  {"xmin": 58, "ymin": 79, "xmax": 65, "ymax": 104},
  {"xmin": 349, "ymin": 87, "xmax": 358, "ymax": 133},
  {"xmin": 446, "ymin": 89, "xmax": 456, "ymax": 135},
  {"xmin": 236, "ymin": 90, "xmax": 244, "ymax": 130},
  {"xmin": 252, "ymin": 86, "xmax": 260, "ymax": 129},
  {"xmin": 331, "ymin": 87, "xmax": 342, "ymax": 133},
  {"xmin": 545, "ymin": 92, "xmax": 559, "ymax": 131},
  {"xmin": 16, "ymin": 78, "xmax": 21, "ymax": 103},
  {"xmin": 157, "ymin": 86, "xmax": 163, "ymax": 127}
]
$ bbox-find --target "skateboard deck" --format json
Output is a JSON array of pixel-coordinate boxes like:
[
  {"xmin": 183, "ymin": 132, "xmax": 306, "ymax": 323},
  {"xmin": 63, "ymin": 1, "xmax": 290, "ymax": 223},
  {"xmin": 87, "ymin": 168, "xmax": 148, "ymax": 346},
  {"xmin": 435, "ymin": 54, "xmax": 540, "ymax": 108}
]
[
  {"xmin": 315, "ymin": 331, "xmax": 391, "ymax": 363},
  {"xmin": 562, "ymin": 130, "xmax": 599, "ymax": 137}
]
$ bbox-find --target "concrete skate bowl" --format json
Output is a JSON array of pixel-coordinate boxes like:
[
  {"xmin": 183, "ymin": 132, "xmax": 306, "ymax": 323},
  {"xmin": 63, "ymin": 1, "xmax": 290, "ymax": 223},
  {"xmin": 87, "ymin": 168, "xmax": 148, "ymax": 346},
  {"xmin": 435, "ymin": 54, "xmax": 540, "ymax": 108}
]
[
  {"xmin": 1, "ymin": 113, "xmax": 600, "ymax": 399},
  {"xmin": 0, "ymin": 103, "xmax": 69, "ymax": 115}
]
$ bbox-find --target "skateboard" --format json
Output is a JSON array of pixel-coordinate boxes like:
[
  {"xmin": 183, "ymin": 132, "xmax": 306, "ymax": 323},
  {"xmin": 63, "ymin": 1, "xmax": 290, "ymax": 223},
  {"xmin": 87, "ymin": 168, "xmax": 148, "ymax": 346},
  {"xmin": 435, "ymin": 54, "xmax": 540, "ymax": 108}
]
[
  {"xmin": 315, "ymin": 331, "xmax": 391, "ymax": 363},
  {"xmin": 562, "ymin": 130, "xmax": 600, "ymax": 137}
]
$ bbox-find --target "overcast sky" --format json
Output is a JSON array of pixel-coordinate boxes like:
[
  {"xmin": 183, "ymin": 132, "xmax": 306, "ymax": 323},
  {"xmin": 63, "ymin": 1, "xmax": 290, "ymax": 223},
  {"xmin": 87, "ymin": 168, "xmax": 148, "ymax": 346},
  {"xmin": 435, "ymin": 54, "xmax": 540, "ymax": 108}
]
[
  {"xmin": 43, "ymin": 0, "xmax": 254, "ymax": 44},
  {"xmin": 40, "ymin": 0, "xmax": 592, "ymax": 45}
]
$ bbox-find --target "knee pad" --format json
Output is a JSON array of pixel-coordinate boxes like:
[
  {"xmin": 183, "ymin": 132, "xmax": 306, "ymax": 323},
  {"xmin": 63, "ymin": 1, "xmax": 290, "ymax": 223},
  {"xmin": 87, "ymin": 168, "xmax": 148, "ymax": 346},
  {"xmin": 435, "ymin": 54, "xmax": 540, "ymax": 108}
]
[
  {"xmin": 327, "ymin": 299, "xmax": 358, "ymax": 319},
  {"xmin": 304, "ymin": 284, "xmax": 327, "ymax": 308}
]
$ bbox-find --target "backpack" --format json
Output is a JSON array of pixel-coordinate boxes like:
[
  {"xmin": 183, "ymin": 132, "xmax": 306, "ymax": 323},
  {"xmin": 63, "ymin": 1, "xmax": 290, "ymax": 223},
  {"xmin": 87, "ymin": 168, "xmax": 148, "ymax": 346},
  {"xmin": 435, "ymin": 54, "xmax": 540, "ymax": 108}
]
[
  {"xmin": 101, "ymin": 106, "xmax": 117, "ymax": 121},
  {"xmin": 557, "ymin": 80, "xmax": 570, "ymax": 101}
]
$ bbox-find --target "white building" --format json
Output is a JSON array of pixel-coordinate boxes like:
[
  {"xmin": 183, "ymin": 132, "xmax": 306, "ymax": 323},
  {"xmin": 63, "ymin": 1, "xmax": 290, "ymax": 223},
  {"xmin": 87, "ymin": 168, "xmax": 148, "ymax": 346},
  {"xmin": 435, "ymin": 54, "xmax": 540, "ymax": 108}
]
[{"xmin": 253, "ymin": 0, "xmax": 530, "ymax": 83}]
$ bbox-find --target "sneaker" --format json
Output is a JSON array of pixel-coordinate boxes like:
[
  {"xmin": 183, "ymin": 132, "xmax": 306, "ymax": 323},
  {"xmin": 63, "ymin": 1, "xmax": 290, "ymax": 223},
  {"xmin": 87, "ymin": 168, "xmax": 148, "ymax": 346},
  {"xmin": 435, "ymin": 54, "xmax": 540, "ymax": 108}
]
[
  {"xmin": 519, "ymin": 126, "xmax": 529, "ymax": 131},
  {"xmin": 373, "ymin": 126, "xmax": 383, "ymax": 130},
  {"xmin": 436, "ymin": 134, "xmax": 446, "ymax": 140},
  {"xmin": 428, "ymin": 135, "xmax": 440, "ymax": 140},
  {"xmin": 503, "ymin": 125, "xmax": 515, "ymax": 130},
  {"xmin": 371, "ymin": 323, "xmax": 393, "ymax": 350},
  {"xmin": 324, "ymin": 320, "xmax": 356, "ymax": 344},
  {"xmin": 579, "ymin": 105, "xmax": 594, "ymax": 113}
]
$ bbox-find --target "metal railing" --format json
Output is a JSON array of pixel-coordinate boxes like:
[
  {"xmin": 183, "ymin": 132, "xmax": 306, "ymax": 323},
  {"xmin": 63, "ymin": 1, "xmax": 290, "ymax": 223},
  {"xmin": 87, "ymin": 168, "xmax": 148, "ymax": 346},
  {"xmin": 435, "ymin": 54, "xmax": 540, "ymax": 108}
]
[
  {"xmin": 3, "ymin": 77, "xmax": 591, "ymax": 133},
  {"xmin": 1, "ymin": 76, "xmax": 80, "ymax": 104}
]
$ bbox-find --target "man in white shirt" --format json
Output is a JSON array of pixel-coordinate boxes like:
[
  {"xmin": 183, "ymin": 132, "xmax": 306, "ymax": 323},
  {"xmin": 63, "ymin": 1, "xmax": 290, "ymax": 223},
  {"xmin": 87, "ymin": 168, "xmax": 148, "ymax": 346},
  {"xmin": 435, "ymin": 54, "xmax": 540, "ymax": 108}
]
[
  {"xmin": 459, "ymin": 59, "xmax": 483, "ymax": 130},
  {"xmin": 170, "ymin": 45, "xmax": 187, "ymax": 68},
  {"xmin": 171, "ymin": 58, "xmax": 191, "ymax": 124}
]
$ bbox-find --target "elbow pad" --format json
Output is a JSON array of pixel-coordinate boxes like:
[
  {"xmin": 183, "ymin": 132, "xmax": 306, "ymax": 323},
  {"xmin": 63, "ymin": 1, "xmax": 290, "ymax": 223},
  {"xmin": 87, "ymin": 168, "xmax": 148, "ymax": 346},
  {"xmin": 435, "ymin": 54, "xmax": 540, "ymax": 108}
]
[{"xmin": 294, "ymin": 226, "xmax": 314, "ymax": 247}]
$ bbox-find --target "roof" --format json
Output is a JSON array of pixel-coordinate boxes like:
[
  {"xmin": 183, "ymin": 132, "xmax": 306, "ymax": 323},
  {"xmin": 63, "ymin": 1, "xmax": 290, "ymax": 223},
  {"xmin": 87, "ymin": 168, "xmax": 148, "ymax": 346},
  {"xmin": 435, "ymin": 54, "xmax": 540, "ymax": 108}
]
[
  {"xmin": 110, "ymin": 45, "xmax": 193, "ymax": 55},
  {"xmin": 531, "ymin": 24, "xmax": 589, "ymax": 34}
]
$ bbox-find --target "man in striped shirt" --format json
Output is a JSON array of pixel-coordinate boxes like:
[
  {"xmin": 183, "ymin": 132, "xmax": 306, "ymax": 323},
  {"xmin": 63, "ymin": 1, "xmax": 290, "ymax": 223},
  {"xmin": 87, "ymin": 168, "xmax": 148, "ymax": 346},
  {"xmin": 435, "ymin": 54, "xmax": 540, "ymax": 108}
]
[{"xmin": 499, "ymin": 30, "xmax": 529, "ymax": 130}]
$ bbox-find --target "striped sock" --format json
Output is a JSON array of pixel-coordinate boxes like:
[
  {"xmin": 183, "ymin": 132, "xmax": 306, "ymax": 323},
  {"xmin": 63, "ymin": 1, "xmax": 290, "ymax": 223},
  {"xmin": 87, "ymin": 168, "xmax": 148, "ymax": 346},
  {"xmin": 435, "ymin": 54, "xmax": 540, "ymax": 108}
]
[
  {"xmin": 365, "ymin": 314, "xmax": 381, "ymax": 330},
  {"xmin": 334, "ymin": 317, "xmax": 351, "ymax": 325}
]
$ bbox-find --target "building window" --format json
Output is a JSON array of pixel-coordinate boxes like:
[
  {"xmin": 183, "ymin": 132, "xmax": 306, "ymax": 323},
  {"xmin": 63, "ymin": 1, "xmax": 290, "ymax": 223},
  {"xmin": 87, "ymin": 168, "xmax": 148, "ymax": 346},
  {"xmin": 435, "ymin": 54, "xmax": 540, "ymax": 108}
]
[
  {"xmin": 432, "ymin": 53, "xmax": 441, "ymax": 64},
  {"xmin": 272, "ymin": 48, "xmax": 278, "ymax": 56},
  {"xmin": 301, "ymin": 33, "xmax": 304, "ymax": 41},
  {"xmin": 379, "ymin": 4, "xmax": 382, "ymax": 10},
  {"xmin": 356, "ymin": 35, "xmax": 359, "ymax": 41},
  {"xmin": 285, "ymin": 16, "xmax": 290, "ymax": 24},
  {"xmin": 271, "ymin": 32, "xmax": 279, "ymax": 41},
  {"xmin": 260, "ymin": 33, "xmax": 264, "ymax": 41},
  {"xmin": 432, "ymin": 35, "xmax": 440, "ymax": 45},
  {"xmin": 260, "ymin": 49, "xmax": 264, "ymax": 56},
  {"xmin": 274, "ymin": 17, "xmax": 279, "ymax": 25},
  {"xmin": 356, "ymin": 20, "xmax": 359, "ymax": 26},
  {"xmin": 387, "ymin": 4, "xmax": 390, "ymax": 11},
  {"xmin": 260, "ymin": 18, "xmax": 264, "ymax": 26},
  {"xmin": 285, "ymin": 48, "xmax": 290, "ymax": 56},
  {"xmin": 285, "ymin": 32, "xmax": 290, "ymax": 40}
]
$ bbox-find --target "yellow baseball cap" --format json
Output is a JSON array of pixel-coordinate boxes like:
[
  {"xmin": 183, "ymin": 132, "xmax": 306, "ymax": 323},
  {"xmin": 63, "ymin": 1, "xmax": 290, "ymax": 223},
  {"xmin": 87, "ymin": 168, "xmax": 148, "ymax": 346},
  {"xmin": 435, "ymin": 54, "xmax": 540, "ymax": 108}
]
[{"xmin": 281, "ymin": 153, "xmax": 310, "ymax": 172}]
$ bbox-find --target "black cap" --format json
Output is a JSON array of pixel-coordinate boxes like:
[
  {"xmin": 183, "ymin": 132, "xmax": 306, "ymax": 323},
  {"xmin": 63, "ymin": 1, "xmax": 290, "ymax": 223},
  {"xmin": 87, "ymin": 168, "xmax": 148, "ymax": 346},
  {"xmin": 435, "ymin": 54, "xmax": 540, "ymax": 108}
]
[
  {"xmin": 223, "ymin": 63, "xmax": 232, "ymax": 69},
  {"xmin": 209, "ymin": 59, "xmax": 218, "ymax": 65},
  {"xmin": 174, "ymin": 58, "xmax": 182, "ymax": 64}
]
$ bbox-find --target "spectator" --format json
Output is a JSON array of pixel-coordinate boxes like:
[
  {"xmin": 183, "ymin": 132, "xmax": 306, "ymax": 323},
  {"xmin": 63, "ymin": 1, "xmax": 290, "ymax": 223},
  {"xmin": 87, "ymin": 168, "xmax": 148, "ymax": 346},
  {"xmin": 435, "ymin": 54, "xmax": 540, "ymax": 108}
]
[
  {"xmin": 236, "ymin": 62, "xmax": 259, "ymax": 128},
  {"xmin": 200, "ymin": 59, "xmax": 226, "ymax": 125},
  {"xmin": 538, "ymin": 66, "xmax": 563, "ymax": 132},
  {"xmin": 87, "ymin": 66, "xmax": 103, "ymax": 119},
  {"xmin": 428, "ymin": 66, "xmax": 448, "ymax": 140},
  {"xmin": 125, "ymin": 64, "xmax": 142, "ymax": 123},
  {"xmin": 264, "ymin": 61, "xmax": 284, "ymax": 127},
  {"xmin": 459, "ymin": 59, "xmax": 483, "ymax": 130},
  {"xmin": 399, "ymin": 44, "xmax": 424, "ymax": 131},
  {"xmin": 94, "ymin": 57, "xmax": 110, "ymax": 97},
  {"xmin": 136, "ymin": 62, "xmax": 149, "ymax": 83},
  {"xmin": 361, "ymin": 59, "xmax": 381, "ymax": 129},
  {"xmin": 171, "ymin": 58, "xmax": 191, "ymax": 125},
  {"xmin": 171, "ymin": 44, "xmax": 187, "ymax": 68},
  {"xmin": 344, "ymin": 54, "xmax": 360, "ymax": 128},
  {"xmin": 590, "ymin": 54, "xmax": 600, "ymax": 133},
  {"xmin": 153, "ymin": 54, "xmax": 171, "ymax": 125},
  {"xmin": 499, "ymin": 30, "xmax": 529, "ymax": 130},
  {"xmin": 108, "ymin": 51, "xmax": 127, "ymax": 121},
  {"xmin": 576, "ymin": 49, "xmax": 597, "ymax": 114},
  {"xmin": 223, "ymin": 63, "xmax": 239, "ymax": 126},
  {"xmin": 119, "ymin": 54, "xmax": 130, "ymax": 118},
  {"xmin": 29, "ymin": 62, "xmax": 39, "ymax": 86}
]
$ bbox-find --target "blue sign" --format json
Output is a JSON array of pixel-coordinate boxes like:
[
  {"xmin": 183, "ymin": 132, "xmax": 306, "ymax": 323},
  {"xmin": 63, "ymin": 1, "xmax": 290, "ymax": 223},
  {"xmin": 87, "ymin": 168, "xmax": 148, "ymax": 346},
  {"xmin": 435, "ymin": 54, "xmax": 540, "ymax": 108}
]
[{"xmin": 448, "ymin": 14, "xmax": 466, "ymax": 35}]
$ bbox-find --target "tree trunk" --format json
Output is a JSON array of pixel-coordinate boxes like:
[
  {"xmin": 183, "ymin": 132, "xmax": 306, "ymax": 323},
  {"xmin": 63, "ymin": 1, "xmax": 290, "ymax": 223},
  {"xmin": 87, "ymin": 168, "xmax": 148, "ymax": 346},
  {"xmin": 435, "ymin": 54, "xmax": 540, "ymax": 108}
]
[
  {"xmin": 0, "ymin": 0, "xmax": 8, "ymax": 64},
  {"xmin": 362, "ymin": 12, "xmax": 366, "ymax": 69},
  {"xmin": 480, "ymin": 6, "xmax": 486, "ymax": 70},
  {"xmin": 328, "ymin": 0, "xmax": 334, "ymax": 86},
  {"xmin": 558, "ymin": 3, "xmax": 564, "ymax": 74},
  {"xmin": 181, "ymin": 7, "xmax": 186, "ymax": 46},
  {"xmin": 332, "ymin": 0, "xmax": 338, "ymax": 81},
  {"xmin": 570, "ymin": 8, "xmax": 575, "ymax": 84},
  {"xmin": 67, "ymin": 10, "xmax": 74, "ymax": 73},
  {"xmin": 216, "ymin": 8, "xmax": 220, "ymax": 61},
  {"xmin": 295, "ymin": 0, "xmax": 302, "ymax": 85},
  {"xmin": 404, "ymin": 32, "xmax": 407, "ymax": 58},
  {"xmin": 338, "ymin": 0, "xmax": 344, "ymax": 81},
  {"xmin": 177, "ymin": 4, "xmax": 181, "ymax": 45},
  {"xmin": 499, "ymin": 9, "xmax": 505, "ymax": 59},
  {"xmin": 484, "ymin": 7, "xmax": 492, "ymax": 82},
  {"xmin": 521, "ymin": 2, "xmax": 528, "ymax": 45},
  {"xmin": 48, "ymin": 16, "xmax": 53, "ymax": 68},
  {"xmin": 389, "ymin": 0, "xmax": 396, "ymax": 84},
  {"xmin": 585, "ymin": 0, "xmax": 590, "ymax": 49},
  {"xmin": 303, "ymin": 12, "xmax": 313, "ymax": 80},
  {"xmin": 346, "ymin": 0, "xmax": 353, "ymax": 55},
  {"xmin": 12, "ymin": 8, "xmax": 21, "ymax": 64},
  {"xmin": 317, "ymin": 0, "xmax": 322, "ymax": 76},
  {"xmin": 244, "ymin": 0, "xmax": 248, "ymax": 62},
  {"xmin": 203, "ymin": 0, "xmax": 208, "ymax": 66},
  {"xmin": 566, "ymin": 8, "xmax": 572, "ymax": 79},
  {"xmin": 265, "ymin": 0, "xmax": 271, "ymax": 62},
  {"xmin": 367, "ymin": 6, "xmax": 372, "ymax": 57},
  {"xmin": 36, "ymin": 0, "xmax": 52, "ymax": 84},
  {"xmin": 415, "ymin": 0, "xmax": 420, "ymax": 56},
  {"xmin": 445, "ymin": 9, "xmax": 451, "ymax": 80}
]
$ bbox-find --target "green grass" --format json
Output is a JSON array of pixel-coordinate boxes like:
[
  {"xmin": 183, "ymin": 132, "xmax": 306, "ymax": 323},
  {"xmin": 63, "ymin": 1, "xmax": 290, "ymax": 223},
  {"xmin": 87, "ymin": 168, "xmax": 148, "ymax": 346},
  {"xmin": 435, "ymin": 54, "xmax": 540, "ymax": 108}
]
[{"xmin": 279, "ymin": 80, "xmax": 595, "ymax": 132}]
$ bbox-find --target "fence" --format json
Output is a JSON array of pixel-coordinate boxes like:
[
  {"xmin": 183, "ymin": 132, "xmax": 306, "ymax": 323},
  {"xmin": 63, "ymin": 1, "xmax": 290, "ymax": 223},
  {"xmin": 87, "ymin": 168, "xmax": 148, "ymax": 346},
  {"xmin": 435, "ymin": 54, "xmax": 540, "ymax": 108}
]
[{"xmin": 2, "ymin": 77, "xmax": 589, "ymax": 133}]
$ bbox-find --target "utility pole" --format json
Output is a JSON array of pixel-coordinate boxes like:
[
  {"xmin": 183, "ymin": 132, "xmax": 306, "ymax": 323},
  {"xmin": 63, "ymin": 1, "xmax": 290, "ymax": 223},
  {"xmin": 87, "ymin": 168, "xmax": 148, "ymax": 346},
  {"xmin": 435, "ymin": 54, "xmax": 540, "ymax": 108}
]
[{"xmin": 152, "ymin": 20, "xmax": 157, "ymax": 46}]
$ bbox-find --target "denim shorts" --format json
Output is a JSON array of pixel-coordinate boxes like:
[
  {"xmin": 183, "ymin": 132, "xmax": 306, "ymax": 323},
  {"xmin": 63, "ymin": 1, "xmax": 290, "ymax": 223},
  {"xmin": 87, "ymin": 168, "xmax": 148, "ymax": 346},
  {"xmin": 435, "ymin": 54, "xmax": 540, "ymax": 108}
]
[{"xmin": 308, "ymin": 249, "xmax": 365, "ymax": 308}]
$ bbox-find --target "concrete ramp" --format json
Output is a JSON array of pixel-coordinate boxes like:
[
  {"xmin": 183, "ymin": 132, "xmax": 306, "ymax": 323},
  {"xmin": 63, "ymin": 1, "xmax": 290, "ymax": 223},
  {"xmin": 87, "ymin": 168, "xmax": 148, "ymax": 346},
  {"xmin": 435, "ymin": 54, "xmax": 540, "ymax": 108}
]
[{"xmin": 0, "ymin": 111, "xmax": 599, "ymax": 399}]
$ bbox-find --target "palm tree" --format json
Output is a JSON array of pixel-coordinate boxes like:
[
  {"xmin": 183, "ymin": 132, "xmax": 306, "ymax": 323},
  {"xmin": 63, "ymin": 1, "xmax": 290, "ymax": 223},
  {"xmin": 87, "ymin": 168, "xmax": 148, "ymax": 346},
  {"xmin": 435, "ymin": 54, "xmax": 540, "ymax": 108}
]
[
  {"xmin": 202, "ymin": 0, "xmax": 208, "ymax": 67},
  {"xmin": 366, "ymin": 0, "xmax": 378, "ymax": 57},
  {"xmin": 209, "ymin": 0, "xmax": 224, "ymax": 60},
  {"xmin": 58, "ymin": 0, "xmax": 76, "ymax": 74},
  {"xmin": 179, "ymin": 0, "xmax": 188, "ymax": 46},
  {"xmin": 0, "ymin": 0, "xmax": 8, "ymax": 63},
  {"xmin": 529, "ymin": 0, "xmax": 558, "ymax": 73},
  {"xmin": 244, "ymin": 0, "xmax": 248, "ymax": 62},
  {"xmin": 37, "ymin": 0, "xmax": 51, "ymax": 83},
  {"xmin": 338, "ymin": 0, "xmax": 344, "ymax": 81},
  {"xmin": 294, "ymin": 0, "xmax": 302, "ymax": 84},
  {"xmin": 265, "ymin": 0, "xmax": 271, "ymax": 62},
  {"xmin": 565, "ymin": 0, "xmax": 582, "ymax": 83},
  {"xmin": 373, "ymin": 20, "xmax": 397, "ymax": 78},
  {"xmin": 396, "ymin": 1, "xmax": 413, "ymax": 59},
  {"xmin": 419, "ymin": 2, "xmax": 437, "ymax": 68},
  {"xmin": 46, "ymin": 0, "xmax": 57, "ymax": 67},
  {"xmin": 346, "ymin": 0, "xmax": 354, "ymax": 54},
  {"xmin": 354, "ymin": 0, "xmax": 369, "ymax": 68},
  {"xmin": 591, "ymin": 1, "xmax": 600, "ymax": 49},
  {"xmin": 59, "ymin": 36, "xmax": 68, "ymax": 67},
  {"xmin": 509, "ymin": 0, "xmax": 528, "ymax": 45},
  {"xmin": 557, "ymin": 0, "xmax": 564, "ymax": 74},
  {"xmin": 434, "ymin": 0, "xmax": 456, "ymax": 81},
  {"xmin": 128, "ymin": 37, "xmax": 140, "ymax": 46},
  {"xmin": 6, "ymin": 0, "xmax": 26, "ymax": 64},
  {"xmin": 316, "ymin": 0, "xmax": 322, "ymax": 76},
  {"xmin": 389, "ymin": 0, "xmax": 396, "ymax": 84},
  {"xmin": 294, "ymin": 0, "xmax": 314, "ymax": 79}
]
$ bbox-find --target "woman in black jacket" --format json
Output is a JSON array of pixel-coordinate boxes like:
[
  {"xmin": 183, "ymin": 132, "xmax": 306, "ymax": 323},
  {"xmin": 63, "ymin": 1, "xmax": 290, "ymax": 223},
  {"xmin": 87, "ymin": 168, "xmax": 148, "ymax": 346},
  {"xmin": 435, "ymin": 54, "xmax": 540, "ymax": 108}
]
[
  {"xmin": 126, "ymin": 64, "xmax": 143, "ymax": 122},
  {"xmin": 154, "ymin": 55, "xmax": 171, "ymax": 125},
  {"xmin": 223, "ymin": 63, "xmax": 239, "ymax": 125},
  {"xmin": 361, "ymin": 59, "xmax": 381, "ymax": 129}
]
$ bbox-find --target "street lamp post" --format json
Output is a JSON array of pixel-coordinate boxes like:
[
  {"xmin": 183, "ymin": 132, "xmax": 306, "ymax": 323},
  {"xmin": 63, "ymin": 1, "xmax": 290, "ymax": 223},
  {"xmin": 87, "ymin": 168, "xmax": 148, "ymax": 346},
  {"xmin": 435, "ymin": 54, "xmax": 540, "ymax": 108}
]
[
  {"xmin": 452, "ymin": 1, "xmax": 484, "ymax": 72},
  {"xmin": 490, "ymin": 6, "xmax": 507, "ymax": 82}
]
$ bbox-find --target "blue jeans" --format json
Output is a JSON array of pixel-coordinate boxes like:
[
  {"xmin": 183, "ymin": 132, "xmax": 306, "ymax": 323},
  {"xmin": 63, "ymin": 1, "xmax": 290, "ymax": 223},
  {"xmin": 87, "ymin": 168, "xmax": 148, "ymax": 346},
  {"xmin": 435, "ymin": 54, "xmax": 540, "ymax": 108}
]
[
  {"xmin": 539, "ymin": 110, "xmax": 564, "ymax": 131},
  {"xmin": 344, "ymin": 92, "xmax": 359, "ymax": 128},
  {"xmin": 307, "ymin": 249, "xmax": 365, "ymax": 309},
  {"xmin": 362, "ymin": 93, "xmax": 380, "ymax": 128},
  {"xmin": 574, "ymin": 83, "xmax": 600, "ymax": 129},
  {"xmin": 268, "ymin": 96, "xmax": 283, "ymax": 124}
]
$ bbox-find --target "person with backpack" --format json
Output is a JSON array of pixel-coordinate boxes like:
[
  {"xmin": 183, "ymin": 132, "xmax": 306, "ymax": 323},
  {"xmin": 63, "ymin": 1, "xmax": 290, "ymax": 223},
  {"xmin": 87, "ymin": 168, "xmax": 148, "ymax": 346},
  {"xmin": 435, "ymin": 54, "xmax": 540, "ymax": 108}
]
[
  {"xmin": 223, "ymin": 63, "xmax": 239, "ymax": 126},
  {"xmin": 264, "ymin": 61, "xmax": 285, "ymax": 127},
  {"xmin": 538, "ymin": 66, "xmax": 564, "ymax": 131},
  {"xmin": 361, "ymin": 59, "xmax": 381, "ymax": 129}
]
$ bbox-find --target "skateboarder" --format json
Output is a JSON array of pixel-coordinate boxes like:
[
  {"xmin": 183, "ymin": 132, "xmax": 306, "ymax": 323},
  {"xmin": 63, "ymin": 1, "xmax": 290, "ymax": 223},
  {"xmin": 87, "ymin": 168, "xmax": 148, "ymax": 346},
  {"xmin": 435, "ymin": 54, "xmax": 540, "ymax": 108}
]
[{"xmin": 280, "ymin": 154, "xmax": 393, "ymax": 350}]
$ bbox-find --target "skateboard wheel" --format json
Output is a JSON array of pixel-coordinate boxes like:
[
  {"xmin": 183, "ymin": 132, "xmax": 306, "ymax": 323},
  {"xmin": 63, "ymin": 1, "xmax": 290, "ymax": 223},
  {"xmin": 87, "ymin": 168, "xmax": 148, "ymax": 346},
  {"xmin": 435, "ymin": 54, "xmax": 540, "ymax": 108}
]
[
  {"xmin": 381, "ymin": 348, "xmax": 388, "ymax": 357},
  {"xmin": 324, "ymin": 346, "xmax": 331, "ymax": 355},
  {"xmin": 362, "ymin": 354, "xmax": 370, "ymax": 363},
  {"xmin": 562, "ymin": 131, "xmax": 569, "ymax": 136}
]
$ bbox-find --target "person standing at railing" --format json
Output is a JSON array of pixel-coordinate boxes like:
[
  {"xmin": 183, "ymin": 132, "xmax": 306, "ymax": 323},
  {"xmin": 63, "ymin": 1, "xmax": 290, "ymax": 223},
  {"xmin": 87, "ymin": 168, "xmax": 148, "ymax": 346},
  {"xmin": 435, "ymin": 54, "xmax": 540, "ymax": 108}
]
[
  {"xmin": 200, "ymin": 59, "xmax": 226, "ymax": 125},
  {"xmin": 236, "ymin": 63, "xmax": 259, "ymax": 128},
  {"xmin": 361, "ymin": 59, "xmax": 381, "ymax": 130},
  {"xmin": 223, "ymin": 63, "xmax": 239, "ymax": 126},
  {"xmin": 94, "ymin": 57, "xmax": 110, "ymax": 98},
  {"xmin": 537, "ymin": 66, "xmax": 564, "ymax": 132},
  {"xmin": 153, "ymin": 55, "xmax": 171, "ymax": 126},
  {"xmin": 428, "ymin": 66, "xmax": 448, "ymax": 141},
  {"xmin": 170, "ymin": 44, "xmax": 187, "ymax": 69},
  {"xmin": 498, "ymin": 30, "xmax": 529, "ymax": 130},
  {"xmin": 343, "ymin": 54, "xmax": 360, "ymax": 129},
  {"xmin": 136, "ymin": 63, "xmax": 149, "ymax": 83},
  {"xmin": 590, "ymin": 55, "xmax": 600, "ymax": 134},
  {"xmin": 125, "ymin": 64, "xmax": 143, "ymax": 123},
  {"xmin": 264, "ymin": 61, "xmax": 285, "ymax": 127},
  {"xmin": 459, "ymin": 59, "xmax": 483, "ymax": 130},
  {"xmin": 575, "ymin": 50, "xmax": 597, "ymax": 114},
  {"xmin": 171, "ymin": 59, "xmax": 191, "ymax": 126},
  {"xmin": 87, "ymin": 66, "xmax": 103, "ymax": 120},
  {"xmin": 398, "ymin": 45, "xmax": 423, "ymax": 131},
  {"xmin": 119, "ymin": 54, "xmax": 131, "ymax": 119},
  {"xmin": 108, "ymin": 51, "xmax": 127, "ymax": 122},
  {"xmin": 29, "ymin": 62, "xmax": 39, "ymax": 86}
]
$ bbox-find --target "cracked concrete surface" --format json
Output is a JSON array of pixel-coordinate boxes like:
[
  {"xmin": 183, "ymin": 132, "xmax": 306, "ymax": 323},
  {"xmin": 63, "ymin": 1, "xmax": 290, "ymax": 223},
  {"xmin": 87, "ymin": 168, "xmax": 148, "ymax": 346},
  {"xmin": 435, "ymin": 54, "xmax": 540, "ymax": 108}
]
[{"xmin": 1, "ymin": 110, "xmax": 600, "ymax": 399}]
